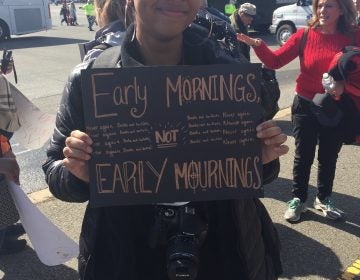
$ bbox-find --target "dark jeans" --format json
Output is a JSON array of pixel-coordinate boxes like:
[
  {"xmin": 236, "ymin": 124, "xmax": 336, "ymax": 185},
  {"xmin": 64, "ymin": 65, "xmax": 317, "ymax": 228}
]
[
  {"xmin": 0, "ymin": 228, "xmax": 5, "ymax": 249},
  {"xmin": 86, "ymin": 15, "xmax": 95, "ymax": 29},
  {"xmin": 291, "ymin": 95, "xmax": 343, "ymax": 202}
]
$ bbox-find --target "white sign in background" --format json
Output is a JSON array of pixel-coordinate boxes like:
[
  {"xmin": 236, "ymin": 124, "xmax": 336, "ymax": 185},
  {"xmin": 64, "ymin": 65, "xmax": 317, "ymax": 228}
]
[
  {"xmin": 8, "ymin": 181, "xmax": 79, "ymax": 266},
  {"xmin": 10, "ymin": 82, "xmax": 56, "ymax": 150}
]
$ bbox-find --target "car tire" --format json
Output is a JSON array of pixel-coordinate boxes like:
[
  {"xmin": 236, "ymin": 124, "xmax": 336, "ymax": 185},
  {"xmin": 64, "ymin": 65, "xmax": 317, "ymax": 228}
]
[
  {"xmin": 276, "ymin": 24, "xmax": 295, "ymax": 46},
  {"xmin": 0, "ymin": 21, "xmax": 10, "ymax": 41}
]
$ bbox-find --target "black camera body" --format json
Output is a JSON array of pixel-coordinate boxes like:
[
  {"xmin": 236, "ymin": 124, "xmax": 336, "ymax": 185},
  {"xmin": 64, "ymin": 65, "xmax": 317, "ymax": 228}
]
[
  {"xmin": 193, "ymin": 8, "xmax": 241, "ymax": 59},
  {"xmin": 1, "ymin": 50, "xmax": 13, "ymax": 74},
  {"xmin": 149, "ymin": 204, "xmax": 208, "ymax": 280}
]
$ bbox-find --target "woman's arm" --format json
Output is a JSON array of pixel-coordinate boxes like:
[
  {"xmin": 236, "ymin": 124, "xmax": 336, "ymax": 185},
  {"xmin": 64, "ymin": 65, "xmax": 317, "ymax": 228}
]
[
  {"xmin": 237, "ymin": 29, "xmax": 305, "ymax": 69},
  {"xmin": 42, "ymin": 64, "xmax": 91, "ymax": 203}
]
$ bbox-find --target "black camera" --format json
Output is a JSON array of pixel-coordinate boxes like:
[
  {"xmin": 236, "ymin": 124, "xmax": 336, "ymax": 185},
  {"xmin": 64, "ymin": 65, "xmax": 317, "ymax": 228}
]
[
  {"xmin": 149, "ymin": 204, "xmax": 208, "ymax": 280},
  {"xmin": 1, "ymin": 50, "xmax": 13, "ymax": 74},
  {"xmin": 193, "ymin": 8, "xmax": 241, "ymax": 59}
]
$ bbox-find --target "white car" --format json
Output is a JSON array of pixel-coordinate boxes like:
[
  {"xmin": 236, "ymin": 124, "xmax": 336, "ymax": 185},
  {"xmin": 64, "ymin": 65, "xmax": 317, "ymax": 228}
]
[{"xmin": 270, "ymin": 0, "xmax": 312, "ymax": 46}]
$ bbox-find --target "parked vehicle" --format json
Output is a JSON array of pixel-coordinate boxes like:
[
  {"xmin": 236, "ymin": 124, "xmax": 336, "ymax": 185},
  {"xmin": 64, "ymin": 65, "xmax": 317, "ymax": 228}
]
[
  {"xmin": 0, "ymin": 0, "xmax": 52, "ymax": 41},
  {"xmin": 210, "ymin": 0, "xmax": 298, "ymax": 32},
  {"xmin": 270, "ymin": 0, "xmax": 312, "ymax": 46}
]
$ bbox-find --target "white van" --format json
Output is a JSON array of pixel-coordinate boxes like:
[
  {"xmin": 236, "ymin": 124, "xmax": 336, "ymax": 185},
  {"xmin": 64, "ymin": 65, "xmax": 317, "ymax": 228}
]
[
  {"xmin": 270, "ymin": 0, "xmax": 312, "ymax": 46},
  {"xmin": 0, "ymin": 0, "xmax": 52, "ymax": 41}
]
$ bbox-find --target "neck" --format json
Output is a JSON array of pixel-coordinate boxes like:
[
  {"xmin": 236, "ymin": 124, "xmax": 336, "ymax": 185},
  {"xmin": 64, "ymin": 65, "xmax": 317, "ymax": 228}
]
[
  {"xmin": 135, "ymin": 29, "xmax": 183, "ymax": 66},
  {"xmin": 319, "ymin": 24, "xmax": 337, "ymax": 34}
]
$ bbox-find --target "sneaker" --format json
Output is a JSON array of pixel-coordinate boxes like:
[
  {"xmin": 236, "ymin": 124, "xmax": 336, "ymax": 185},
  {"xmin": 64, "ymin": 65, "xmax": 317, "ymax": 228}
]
[
  {"xmin": 313, "ymin": 196, "xmax": 342, "ymax": 220},
  {"xmin": 0, "ymin": 239, "xmax": 27, "ymax": 255},
  {"xmin": 284, "ymin": 197, "xmax": 307, "ymax": 222}
]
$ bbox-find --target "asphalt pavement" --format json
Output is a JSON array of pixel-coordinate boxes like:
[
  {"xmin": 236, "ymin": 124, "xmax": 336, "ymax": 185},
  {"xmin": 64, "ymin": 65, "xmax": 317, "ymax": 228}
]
[{"xmin": 0, "ymin": 111, "xmax": 359, "ymax": 280}]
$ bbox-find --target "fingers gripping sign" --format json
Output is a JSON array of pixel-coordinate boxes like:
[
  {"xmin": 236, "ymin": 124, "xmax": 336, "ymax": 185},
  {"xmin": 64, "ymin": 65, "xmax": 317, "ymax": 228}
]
[
  {"xmin": 256, "ymin": 120, "xmax": 289, "ymax": 164},
  {"xmin": 63, "ymin": 130, "xmax": 93, "ymax": 183}
]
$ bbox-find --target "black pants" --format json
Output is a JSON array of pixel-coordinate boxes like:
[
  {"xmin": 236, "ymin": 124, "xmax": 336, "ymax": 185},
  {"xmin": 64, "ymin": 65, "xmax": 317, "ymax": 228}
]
[{"xmin": 291, "ymin": 95, "xmax": 342, "ymax": 202}]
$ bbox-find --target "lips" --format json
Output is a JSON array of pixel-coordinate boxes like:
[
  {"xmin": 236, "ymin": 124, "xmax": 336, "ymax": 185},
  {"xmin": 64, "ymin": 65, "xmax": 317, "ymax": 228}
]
[{"xmin": 157, "ymin": 6, "xmax": 187, "ymax": 18}]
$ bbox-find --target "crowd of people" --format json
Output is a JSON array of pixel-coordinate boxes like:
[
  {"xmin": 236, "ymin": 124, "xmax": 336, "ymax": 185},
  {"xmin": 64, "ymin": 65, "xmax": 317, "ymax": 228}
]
[
  {"xmin": 1, "ymin": 0, "xmax": 360, "ymax": 279},
  {"xmin": 60, "ymin": 1, "xmax": 79, "ymax": 26}
]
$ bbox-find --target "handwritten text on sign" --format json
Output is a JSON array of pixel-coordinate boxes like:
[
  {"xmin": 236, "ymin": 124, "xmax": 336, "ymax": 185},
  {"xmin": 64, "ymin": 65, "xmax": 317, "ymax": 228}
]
[{"xmin": 81, "ymin": 64, "xmax": 264, "ymax": 207}]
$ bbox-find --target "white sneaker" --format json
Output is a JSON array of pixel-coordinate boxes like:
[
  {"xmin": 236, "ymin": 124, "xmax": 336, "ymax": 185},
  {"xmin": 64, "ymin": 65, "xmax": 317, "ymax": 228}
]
[
  {"xmin": 284, "ymin": 197, "xmax": 307, "ymax": 222},
  {"xmin": 313, "ymin": 196, "xmax": 343, "ymax": 220}
]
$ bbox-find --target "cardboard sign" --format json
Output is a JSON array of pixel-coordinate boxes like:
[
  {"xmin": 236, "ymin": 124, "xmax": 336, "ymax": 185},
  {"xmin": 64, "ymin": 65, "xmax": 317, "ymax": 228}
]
[{"xmin": 81, "ymin": 64, "xmax": 264, "ymax": 207}]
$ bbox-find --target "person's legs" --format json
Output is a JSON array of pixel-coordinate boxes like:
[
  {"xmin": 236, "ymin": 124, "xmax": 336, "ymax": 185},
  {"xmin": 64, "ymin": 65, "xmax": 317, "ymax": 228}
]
[
  {"xmin": 317, "ymin": 126, "xmax": 342, "ymax": 199},
  {"xmin": 86, "ymin": 15, "xmax": 94, "ymax": 31},
  {"xmin": 291, "ymin": 96, "xmax": 318, "ymax": 202},
  {"xmin": 0, "ymin": 226, "xmax": 27, "ymax": 255},
  {"xmin": 313, "ymin": 125, "xmax": 343, "ymax": 219},
  {"xmin": 285, "ymin": 96, "xmax": 318, "ymax": 222}
]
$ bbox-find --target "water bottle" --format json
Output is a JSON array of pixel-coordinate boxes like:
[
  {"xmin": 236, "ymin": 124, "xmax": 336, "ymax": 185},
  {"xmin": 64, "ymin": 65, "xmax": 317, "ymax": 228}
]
[
  {"xmin": 322, "ymin": 73, "xmax": 339, "ymax": 100},
  {"xmin": 322, "ymin": 73, "xmax": 335, "ymax": 92}
]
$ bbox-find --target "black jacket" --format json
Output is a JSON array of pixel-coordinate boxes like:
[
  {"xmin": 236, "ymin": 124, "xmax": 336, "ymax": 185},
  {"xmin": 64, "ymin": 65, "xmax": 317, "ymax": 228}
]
[{"xmin": 43, "ymin": 24, "xmax": 282, "ymax": 280}]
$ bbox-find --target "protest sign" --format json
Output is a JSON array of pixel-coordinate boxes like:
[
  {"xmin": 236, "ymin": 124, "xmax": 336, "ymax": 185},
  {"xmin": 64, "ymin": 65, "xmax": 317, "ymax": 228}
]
[
  {"xmin": 8, "ymin": 181, "xmax": 79, "ymax": 266},
  {"xmin": 10, "ymin": 83, "xmax": 56, "ymax": 150},
  {"xmin": 81, "ymin": 64, "xmax": 264, "ymax": 207}
]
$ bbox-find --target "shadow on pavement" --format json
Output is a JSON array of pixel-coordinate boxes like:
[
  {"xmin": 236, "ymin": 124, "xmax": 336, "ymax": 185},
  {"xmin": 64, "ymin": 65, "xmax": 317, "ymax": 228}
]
[
  {"xmin": 266, "ymin": 176, "xmax": 360, "ymax": 238},
  {"xmin": 0, "ymin": 36, "xmax": 88, "ymax": 50},
  {"xmin": 275, "ymin": 222, "xmax": 343, "ymax": 279},
  {"xmin": 0, "ymin": 245, "xmax": 78, "ymax": 280},
  {"xmin": 270, "ymin": 119, "xmax": 360, "ymax": 237}
]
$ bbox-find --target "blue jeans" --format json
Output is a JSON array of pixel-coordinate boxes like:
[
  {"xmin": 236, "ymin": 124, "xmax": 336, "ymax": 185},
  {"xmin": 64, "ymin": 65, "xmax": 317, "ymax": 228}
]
[{"xmin": 291, "ymin": 95, "xmax": 343, "ymax": 202}]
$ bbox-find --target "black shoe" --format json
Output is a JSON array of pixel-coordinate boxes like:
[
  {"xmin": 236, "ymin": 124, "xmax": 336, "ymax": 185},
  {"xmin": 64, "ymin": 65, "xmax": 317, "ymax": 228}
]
[
  {"xmin": 0, "ymin": 239, "xmax": 27, "ymax": 255},
  {"xmin": 6, "ymin": 223, "xmax": 25, "ymax": 237}
]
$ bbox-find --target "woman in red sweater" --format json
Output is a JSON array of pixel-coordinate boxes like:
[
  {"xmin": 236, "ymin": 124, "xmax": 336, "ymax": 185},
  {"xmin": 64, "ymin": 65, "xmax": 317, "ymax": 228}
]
[{"xmin": 238, "ymin": 0, "xmax": 360, "ymax": 222}]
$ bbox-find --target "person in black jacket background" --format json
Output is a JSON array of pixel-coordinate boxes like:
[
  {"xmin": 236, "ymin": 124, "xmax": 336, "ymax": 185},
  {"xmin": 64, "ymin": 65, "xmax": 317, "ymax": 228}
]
[{"xmin": 43, "ymin": 0, "xmax": 289, "ymax": 279}]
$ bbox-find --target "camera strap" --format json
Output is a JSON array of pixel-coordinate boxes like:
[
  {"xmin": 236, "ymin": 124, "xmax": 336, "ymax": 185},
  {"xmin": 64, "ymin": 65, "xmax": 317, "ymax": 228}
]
[{"xmin": 13, "ymin": 64, "xmax": 18, "ymax": 84}]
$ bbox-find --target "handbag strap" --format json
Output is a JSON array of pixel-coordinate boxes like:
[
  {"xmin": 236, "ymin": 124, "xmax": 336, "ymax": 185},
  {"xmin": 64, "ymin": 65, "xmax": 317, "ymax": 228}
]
[{"xmin": 299, "ymin": 27, "xmax": 309, "ymax": 61}]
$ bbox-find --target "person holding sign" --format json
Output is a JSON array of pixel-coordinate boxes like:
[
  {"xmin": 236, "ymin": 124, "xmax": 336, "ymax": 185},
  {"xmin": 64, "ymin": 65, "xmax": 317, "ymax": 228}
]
[
  {"xmin": 43, "ymin": 0, "xmax": 289, "ymax": 279},
  {"xmin": 0, "ymin": 61, "xmax": 26, "ymax": 255}
]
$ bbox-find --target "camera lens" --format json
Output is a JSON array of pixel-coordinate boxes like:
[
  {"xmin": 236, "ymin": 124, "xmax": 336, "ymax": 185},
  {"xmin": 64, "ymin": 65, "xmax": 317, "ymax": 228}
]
[{"xmin": 166, "ymin": 235, "xmax": 199, "ymax": 280}]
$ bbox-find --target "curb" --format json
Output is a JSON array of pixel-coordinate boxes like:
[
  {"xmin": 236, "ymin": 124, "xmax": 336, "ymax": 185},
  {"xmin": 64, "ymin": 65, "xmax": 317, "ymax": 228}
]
[
  {"xmin": 274, "ymin": 107, "xmax": 291, "ymax": 120},
  {"xmin": 28, "ymin": 188, "xmax": 54, "ymax": 204},
  {"xmin": 28, "ymin": 107, "xmax": 292, "ymax": 205}
]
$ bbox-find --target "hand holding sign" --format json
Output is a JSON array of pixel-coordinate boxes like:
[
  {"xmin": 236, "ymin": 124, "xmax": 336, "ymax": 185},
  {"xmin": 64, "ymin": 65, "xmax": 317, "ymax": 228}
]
[
  {"xmin": 256, "ymin": 120, "xmax": 289, "ymax": 164},
  {"xmin": 63, "ymin": 130, "xmax": 93, "ymax": 183}
]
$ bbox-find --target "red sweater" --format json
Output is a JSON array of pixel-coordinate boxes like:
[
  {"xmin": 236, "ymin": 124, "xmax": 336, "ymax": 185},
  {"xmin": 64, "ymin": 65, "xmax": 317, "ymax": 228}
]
[{"xmin": 254, "ymin": 27, "xmax": 360, "ymax": 100}]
